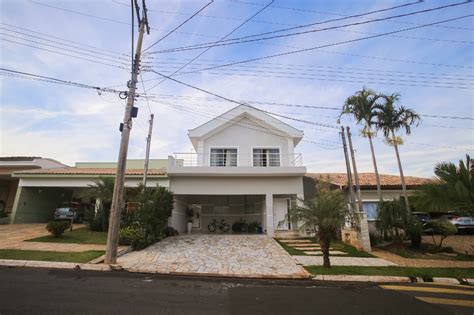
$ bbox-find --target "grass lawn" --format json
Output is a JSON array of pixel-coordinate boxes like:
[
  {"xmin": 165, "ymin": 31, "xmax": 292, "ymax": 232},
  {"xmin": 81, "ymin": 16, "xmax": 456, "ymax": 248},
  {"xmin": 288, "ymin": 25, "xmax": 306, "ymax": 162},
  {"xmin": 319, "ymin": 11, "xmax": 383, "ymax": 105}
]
[
  {"xmin": 305, "ymin": 266, "xmax": 474, "ymax": 279},
  {"xmin": 26, "ymin": 227, "xmax": 107, "ymax": 245},
  {"xmin": 380, "ymin": 243, "xmax": 474, "ymax": 262},
  {"xmin": 276, "ymin": 238, "xmax": 374, "ymax": 258},
  {"xmin": 0, "ymin": 249, "xmax": 104, "ymax": 263}
]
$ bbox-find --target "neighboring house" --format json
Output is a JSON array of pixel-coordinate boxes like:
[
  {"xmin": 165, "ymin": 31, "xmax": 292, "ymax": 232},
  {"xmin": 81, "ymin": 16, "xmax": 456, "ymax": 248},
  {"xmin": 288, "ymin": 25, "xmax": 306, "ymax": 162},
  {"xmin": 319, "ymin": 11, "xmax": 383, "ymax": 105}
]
[
  {"xmin": 304, "ymin": 173, "xmax": 429, "ymax": 232},
  {"xmin": 10, "ymin": 160, "xmax": 168, "ymax": 223},
  {"xmin": 167, "ymin": 105, "xmax": 306, "ymax": 236},
  {"xmin": 0, "ymin": 157, "xmax": 67, "ymax": 215}
]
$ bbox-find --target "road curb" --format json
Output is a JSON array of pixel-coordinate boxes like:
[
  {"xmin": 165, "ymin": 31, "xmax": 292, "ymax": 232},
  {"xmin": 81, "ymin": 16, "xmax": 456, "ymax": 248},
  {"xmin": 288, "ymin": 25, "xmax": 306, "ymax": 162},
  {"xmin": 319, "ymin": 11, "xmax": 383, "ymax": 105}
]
[
  {"xmin": 0, "ymin": 259, "xmax": 111, "ymax": 271},
  {"xmin": 312, "ymin": 275, "xmax": 411, "ymax": 283}
]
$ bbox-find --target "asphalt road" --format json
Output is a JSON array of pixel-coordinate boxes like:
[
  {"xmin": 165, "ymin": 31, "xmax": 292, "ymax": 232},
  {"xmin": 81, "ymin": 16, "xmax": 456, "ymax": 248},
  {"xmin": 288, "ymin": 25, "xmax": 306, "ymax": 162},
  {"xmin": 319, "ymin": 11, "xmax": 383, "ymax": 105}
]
[{"xmin": 0, "ymin": 267, "xmax": 470, "ymax": 314}]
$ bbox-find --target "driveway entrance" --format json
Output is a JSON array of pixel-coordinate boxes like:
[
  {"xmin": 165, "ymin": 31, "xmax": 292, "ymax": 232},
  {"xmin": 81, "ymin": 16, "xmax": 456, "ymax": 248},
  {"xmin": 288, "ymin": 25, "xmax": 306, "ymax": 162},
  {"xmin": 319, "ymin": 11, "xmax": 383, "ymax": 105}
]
[{"xmin": 118, "ymin": 235, "xmax": 309, "ymax": 279}]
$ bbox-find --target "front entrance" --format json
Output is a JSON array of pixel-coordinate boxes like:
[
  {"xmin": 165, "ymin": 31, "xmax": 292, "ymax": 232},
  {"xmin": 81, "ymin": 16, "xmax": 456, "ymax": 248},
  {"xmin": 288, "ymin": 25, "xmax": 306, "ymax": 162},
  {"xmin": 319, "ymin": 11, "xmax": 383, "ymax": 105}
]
[{"xmin": 273, "ymin": 198, "xmax": 290, "ymax": 230}]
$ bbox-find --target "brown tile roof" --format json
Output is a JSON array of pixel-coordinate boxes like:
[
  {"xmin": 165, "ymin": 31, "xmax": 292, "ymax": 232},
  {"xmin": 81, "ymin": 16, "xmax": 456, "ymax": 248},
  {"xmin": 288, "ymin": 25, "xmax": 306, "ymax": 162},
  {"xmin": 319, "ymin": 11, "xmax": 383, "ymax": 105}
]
[
  {"xmin": 14, "ymin": 167, "xmax": 167, "ymax": 176},
  {"xmin": 306, "ymin": 173, "xmax": 430, "ymax": 189}
]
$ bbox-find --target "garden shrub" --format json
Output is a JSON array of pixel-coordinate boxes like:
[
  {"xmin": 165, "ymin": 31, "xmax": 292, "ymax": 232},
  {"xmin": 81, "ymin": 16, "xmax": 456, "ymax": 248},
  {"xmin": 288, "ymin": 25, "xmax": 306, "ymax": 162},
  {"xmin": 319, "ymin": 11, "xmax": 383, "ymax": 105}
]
[
  {"xmin": 424, "ymin": 220, "xmax": 457, "ymax": 248},
  {"xmin": 369, "ymin": 232, "xmax": 383, "ymax": 246},
  {"xmin": 46, "ymin": 221, "xmax": 70, "ymax": 237},
  {"xmin": 119, "ymin": 225, "xmax": 155, "ymax": 250},
  {"xmin": 163, "ymin": 226, "xmax": 178, "ymax": 237},
  {"xmin": 89, "ymin": 207, "xmax": 110, "ymax": 232}
]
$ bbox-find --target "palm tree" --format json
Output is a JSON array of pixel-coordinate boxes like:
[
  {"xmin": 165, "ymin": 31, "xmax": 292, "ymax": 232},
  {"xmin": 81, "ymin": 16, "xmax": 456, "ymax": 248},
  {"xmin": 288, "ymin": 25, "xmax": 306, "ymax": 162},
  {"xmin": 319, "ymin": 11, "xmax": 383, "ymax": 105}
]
[
  {"xmin": 415, "ymin": 158, "xmax": 474, "ymax": 216},
  {"xmin": 83, "ymin": 176, "xmax": 115, "ymax": 208},
  {"xmin": 375, "ymin": 93, "xmax": 420, "ymax": 211},
  {"xmin": 285, "ymin": 184, "xmax": 348, "ymax": 267},
  {"xmin": 340, "ymin": 87, "xmax": 383, "ymax": 200}
]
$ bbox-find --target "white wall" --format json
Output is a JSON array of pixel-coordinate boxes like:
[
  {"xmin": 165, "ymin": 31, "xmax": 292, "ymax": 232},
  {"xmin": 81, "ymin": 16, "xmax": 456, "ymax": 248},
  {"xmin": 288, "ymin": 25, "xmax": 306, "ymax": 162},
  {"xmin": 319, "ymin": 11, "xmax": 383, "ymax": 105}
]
[
  {"xmin": 200, "ymin": 117, "xmax": 294, "ymax": 167},
  {"xmin": 170, "ymin": 176, "xmax": 304, "ymax": 195}
]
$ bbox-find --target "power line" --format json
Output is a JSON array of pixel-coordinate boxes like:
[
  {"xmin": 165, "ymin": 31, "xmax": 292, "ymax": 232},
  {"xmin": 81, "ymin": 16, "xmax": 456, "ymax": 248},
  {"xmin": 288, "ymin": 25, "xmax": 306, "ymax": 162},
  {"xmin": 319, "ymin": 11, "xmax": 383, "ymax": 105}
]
[
  {"xmin": 146, "ymin": 57, "xmax": 473, "ymax": 79},
  {"xmin": 149, "ymin": 69, "xmax": 340, "ymax": 129},
  {"xmin": 144, "ymin": 14, "xmax": 474, "ymax": 87},
  {"xmin": 223, "ymin": 0, "xmax": 474, "ymax": 31},
  {"xmin": 155, "ymin": 100, "xmax": 340, "ymax": 148},
  {"xmin": 143, "ymin": 65, "xmax": 473, "ymax": 90},
  {"xmin": 143, "ymin": 0, "xmax": 214, "ymax": 52},
  {"xmin": 150, "ymin": 1, "xmax": 470, "ymax": 53},
  {"xmin": 146, "ymin": 0, "xmax": 275, "ymax": 91},
  {"xmin": 0, "ymin": 32, "xmax": 130, "ymax": 65},
  {"xmin": 0, "ymin": 22, "xmax": 129, "ymax": 57},
  {"xmin": 0, "ymin": 37, "xmax": 129, "ymax": 70},
  {"xmin": 0, "ymin": 68, "xmax": 127, "ymax": 94},
  {"xmin": 142, "ymin": 93, "xmax": 474, "ymax": 122}
]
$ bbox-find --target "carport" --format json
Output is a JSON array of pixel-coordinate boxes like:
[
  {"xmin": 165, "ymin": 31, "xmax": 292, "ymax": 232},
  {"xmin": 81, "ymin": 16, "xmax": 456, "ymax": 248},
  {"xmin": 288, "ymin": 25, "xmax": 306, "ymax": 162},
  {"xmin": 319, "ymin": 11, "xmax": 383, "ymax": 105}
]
[{"xmin": 9, "ymin": 165, "xmax": 169, "ymax": 224}]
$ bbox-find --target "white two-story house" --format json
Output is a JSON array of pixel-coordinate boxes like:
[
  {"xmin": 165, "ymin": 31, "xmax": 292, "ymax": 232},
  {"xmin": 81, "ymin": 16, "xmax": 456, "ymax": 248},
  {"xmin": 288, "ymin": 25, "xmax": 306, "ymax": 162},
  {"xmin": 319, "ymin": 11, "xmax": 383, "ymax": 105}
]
[{"xmin": 167, "ymin": 105, "xmax": 307, "ymax": 236}]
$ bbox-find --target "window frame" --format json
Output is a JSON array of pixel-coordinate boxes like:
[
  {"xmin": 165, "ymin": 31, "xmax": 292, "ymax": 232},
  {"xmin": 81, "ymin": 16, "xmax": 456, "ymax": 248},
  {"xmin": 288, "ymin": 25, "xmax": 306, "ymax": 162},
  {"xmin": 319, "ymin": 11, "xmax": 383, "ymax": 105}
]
[
  {"xmin": 209, "ymin": 146, "xmax": 238, "ymax": 167},
  {"xmin": 251, "ymin": 146, "xmax": 281, "ymax": 167}
]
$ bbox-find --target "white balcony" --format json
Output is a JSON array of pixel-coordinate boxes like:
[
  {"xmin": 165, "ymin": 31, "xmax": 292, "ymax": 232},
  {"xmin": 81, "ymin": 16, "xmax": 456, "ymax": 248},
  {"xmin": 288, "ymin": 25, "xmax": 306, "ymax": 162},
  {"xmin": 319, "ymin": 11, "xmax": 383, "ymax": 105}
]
[
  {"xmin": 171, "ymin": 152, "xmax": 303, "ymax": 167},
  {"xmin": 167, "ymin": 153, "xmax": 306, "ymax": 177}
]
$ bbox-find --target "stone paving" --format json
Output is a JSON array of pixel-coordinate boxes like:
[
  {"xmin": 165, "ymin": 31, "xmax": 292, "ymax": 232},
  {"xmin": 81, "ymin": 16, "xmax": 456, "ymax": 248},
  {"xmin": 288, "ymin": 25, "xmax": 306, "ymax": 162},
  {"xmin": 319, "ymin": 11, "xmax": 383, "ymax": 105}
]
[
  {"xmin": 118, "ymin": 234, "xmax": 310, "ymax": 279},
  {"xmin": 293, "ymin": 255, "xmax": 397, "ymax": 267}
]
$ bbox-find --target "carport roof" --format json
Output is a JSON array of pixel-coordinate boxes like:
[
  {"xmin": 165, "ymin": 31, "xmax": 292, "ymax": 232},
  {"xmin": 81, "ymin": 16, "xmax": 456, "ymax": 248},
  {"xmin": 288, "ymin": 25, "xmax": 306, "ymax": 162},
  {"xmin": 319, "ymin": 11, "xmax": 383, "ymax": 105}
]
[{"xmin": 13, "ymin": 167, "xmax": 167, "ymax": 176}]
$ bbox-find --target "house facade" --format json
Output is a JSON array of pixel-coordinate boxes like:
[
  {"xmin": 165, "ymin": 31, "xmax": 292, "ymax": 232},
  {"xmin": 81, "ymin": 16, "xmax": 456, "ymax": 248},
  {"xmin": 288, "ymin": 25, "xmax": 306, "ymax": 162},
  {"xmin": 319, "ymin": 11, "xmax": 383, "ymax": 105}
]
[{"xmin": 167, "ymin": 105, "xmax": 306, "ymax": 236}]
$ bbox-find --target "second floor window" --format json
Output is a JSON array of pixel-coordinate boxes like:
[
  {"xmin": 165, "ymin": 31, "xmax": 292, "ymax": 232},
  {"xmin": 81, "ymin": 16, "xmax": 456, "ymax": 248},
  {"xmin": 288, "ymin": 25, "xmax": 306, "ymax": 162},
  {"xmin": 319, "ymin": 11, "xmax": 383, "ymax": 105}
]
[
  {"xmin": 253, "ymin": 148, "xmax": 280, "ymax": 167},
  {"xmin": 210, "ymin": 148, "xmax": 237, "ymax": 166}
]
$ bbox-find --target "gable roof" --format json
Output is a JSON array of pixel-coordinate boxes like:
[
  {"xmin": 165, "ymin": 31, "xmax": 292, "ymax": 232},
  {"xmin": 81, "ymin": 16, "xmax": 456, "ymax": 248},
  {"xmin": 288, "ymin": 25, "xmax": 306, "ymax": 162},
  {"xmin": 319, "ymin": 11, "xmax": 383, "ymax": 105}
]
[
  {"xmin": 188, "ymin": 105, "xmax": 304, "ymax": 149},
  {"xmin": 306, "ymin": 173, "xmax": 430, "ymax": 190}
]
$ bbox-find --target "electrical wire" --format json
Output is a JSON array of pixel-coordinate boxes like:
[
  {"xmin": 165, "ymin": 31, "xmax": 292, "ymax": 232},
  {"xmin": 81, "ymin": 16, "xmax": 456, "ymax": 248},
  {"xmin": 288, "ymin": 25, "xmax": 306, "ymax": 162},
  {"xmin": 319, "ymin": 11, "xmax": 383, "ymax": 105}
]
[
  {"xmin": 0, "ymin": 68, "xmax": 127, "ymax": 94},
  {"xmin": 146, "ymin": 0, "xmax": 275, "ymax": 92},
  {"xmin": 142, "ymin": 93, "xmax": 474, "ymax": 122},
  {"xmin": 144, "ymin": 14, "xmax": 474, "ymax": 87},
  {"xmin": 149, "ymin": 69, "xmax": 339, "ymax": 129},
  {"xmin": 150, "ymin": 1, "xmax": 470, "ymax": 54},
  {"xmin": 0, "ymin": 37, "xmax": 129, "ymax": 70},
  {"xmin": 143, "ymin": 0, "xmax": 214, "ymax": 52},
  {"xmin": 223, "ymin": 0, "xmax": 474, "ymax": 31}
]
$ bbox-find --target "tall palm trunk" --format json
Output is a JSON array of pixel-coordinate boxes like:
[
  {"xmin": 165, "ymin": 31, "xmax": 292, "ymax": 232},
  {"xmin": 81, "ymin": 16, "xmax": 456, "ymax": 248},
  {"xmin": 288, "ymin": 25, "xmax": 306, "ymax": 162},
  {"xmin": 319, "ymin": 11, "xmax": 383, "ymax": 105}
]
[
  {"xmin": 319, "ymin": 229, "xmax": 331, "ymax": 267},
  {"xmin": 366, "ymin": 125, "xmax": 382, "ymax": 200},
  {"xmin": 391, "ymin": 130, "xmax": 410, "ymax": 211}
]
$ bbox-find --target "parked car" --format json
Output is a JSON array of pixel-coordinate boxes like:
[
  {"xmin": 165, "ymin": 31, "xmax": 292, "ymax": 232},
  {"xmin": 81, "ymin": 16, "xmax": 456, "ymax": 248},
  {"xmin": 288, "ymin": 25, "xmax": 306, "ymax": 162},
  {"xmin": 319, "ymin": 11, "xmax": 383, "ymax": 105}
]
[
  {"xmin": 429, "ymin": 212, "xmax": 474, "ymax": 233},
  {"xmin": 412, "ymin": 212, "xmax": 431, "ymax": 225},
  {"xmin": 53, "ymin": 202, "xmax": 85, "ymax": 223}
]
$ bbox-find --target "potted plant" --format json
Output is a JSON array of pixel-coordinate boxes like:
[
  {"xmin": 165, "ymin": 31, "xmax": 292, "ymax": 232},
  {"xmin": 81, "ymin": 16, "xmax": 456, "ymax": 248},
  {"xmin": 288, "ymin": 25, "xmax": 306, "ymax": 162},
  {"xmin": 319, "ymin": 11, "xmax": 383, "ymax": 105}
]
[{"xmin": 186, "ymin": 207, "xmax": 194, "ymax": 234}]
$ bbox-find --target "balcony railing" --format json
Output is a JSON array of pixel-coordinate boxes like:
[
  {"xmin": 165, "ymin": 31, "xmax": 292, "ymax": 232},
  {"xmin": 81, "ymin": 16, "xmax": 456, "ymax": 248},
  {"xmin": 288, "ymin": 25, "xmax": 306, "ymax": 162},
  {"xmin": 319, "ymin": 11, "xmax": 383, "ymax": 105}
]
[{"xmin": 171, "ymin": 152, "xmax": 303, "ymax": 167}]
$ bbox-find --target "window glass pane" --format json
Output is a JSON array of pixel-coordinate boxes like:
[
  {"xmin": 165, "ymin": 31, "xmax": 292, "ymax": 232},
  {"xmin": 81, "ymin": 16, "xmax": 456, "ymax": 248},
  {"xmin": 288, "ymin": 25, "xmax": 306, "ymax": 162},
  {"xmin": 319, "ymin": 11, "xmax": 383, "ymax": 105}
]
[
  {"xmin": 362, "ymin": 202, "xmax": 378, "ymax": 220},
  {"xmin": 210, "ymin": 148, "xmax": 237, "ymax": 166},
  {"xmin": 253, "ymin": 148, "xmax": 280, "ymax": 167}
]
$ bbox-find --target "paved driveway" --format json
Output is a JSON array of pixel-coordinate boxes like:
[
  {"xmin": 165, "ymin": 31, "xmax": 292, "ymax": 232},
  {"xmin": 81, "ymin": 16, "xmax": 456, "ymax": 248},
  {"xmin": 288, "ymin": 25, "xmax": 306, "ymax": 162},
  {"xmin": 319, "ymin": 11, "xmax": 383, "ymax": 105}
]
[{"xmin": 118, "ymin": 235, "xmax": 310, "ymax": 279}]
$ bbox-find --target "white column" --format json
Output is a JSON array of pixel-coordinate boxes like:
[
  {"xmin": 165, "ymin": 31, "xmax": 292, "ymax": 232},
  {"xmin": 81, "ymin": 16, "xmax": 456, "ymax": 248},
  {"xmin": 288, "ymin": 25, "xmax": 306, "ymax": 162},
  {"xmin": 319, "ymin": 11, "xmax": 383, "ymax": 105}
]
[
  {"xmin": 265, "ymin": 194, "xmax": 274, "ymax": 236},
  {"xmin": 359, "ymin": 212, "xmax": 372, "ymax": 252}
]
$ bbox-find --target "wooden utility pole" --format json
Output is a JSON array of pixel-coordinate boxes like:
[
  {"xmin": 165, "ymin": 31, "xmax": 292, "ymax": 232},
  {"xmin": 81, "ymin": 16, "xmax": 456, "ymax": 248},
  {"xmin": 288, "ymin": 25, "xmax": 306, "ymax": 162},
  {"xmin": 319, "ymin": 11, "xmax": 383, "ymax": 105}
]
[
  {"xmin": 105, "ymin": 9, "xmax": 148, "ymax": 264},
  {"xmin": 346, "ymin": 127, "xmax": 363, "ymax": 213},
  {"xmin": 143, "ymin": 113, "xmax": 154, "ymax": 187},
  {"xmin": 340, "ymin": 127, "xmax": 356, "ymax": 211}
]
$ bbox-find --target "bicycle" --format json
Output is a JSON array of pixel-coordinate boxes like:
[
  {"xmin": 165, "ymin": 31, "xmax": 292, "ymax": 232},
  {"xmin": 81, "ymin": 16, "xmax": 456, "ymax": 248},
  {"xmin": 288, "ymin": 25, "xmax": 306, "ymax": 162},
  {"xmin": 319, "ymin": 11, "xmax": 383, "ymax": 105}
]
[{"xmin": 208, "ymin": 219, "xmax": 230, "ymax": 233}]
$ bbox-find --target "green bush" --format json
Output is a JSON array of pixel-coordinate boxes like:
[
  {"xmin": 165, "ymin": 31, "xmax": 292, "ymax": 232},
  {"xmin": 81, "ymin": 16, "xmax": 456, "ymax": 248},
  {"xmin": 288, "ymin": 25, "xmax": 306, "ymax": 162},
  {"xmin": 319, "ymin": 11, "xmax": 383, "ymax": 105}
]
[
  {"xmin": 406, "ymin": 221, "xmax": 423, "ymax": 249},
  {"xmin": 424, "ymin": 220, "xmax": 457, "ymax": 248},
  {"xmin": 119, "ymin": 225, "xmax": 154, "ymax": 250},
  {"xmin": 89, "ymin": 207, "xmax": 110, "ymax": 232},
  {"xmin": 369, "ymin": 232, "xmax": 383, "ymax": 246},
  {"xmin": 46, "ymin": 221, "xmax": 70, "ymax": 238}
]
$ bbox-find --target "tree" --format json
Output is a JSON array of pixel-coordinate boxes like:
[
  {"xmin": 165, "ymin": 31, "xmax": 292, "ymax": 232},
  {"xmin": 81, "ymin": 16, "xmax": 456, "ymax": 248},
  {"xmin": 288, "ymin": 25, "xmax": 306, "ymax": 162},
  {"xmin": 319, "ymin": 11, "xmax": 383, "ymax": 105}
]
[
  {"xmin": 415, "ymin": 158, "xmax": 474, "ymax": 216},
  {"xmin": 424, "ymin": 220, "xmax": 457, "ymax": 248},
  {"xmin": 285, "ymin": 186, "xmax": 349, "ymax": 267},
  {"xmin": 375, "ymin": 94, "xmax": 420, "ymax": 211},
  {"xmin": 340, "ymin": 87, "xmax": 383, "ymax": 200},
  {"xmin": 82, "ymin": 176, "xmax": 115, "ymax": 231}
]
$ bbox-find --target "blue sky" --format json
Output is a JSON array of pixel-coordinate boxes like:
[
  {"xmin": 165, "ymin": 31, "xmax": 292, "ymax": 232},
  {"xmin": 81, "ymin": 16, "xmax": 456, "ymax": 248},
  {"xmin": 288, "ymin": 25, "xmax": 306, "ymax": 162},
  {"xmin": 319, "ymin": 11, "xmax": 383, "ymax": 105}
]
[{"xmin": 0, "ymin": 0, "xmax": 473, "ymax": 177}]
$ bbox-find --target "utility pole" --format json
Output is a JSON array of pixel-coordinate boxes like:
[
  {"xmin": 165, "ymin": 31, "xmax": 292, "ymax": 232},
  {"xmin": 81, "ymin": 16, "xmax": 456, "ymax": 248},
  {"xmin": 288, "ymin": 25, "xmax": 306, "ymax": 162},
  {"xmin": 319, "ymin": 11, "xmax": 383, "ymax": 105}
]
[
  {"xmin": 346, "ymin": 127, "xmax": 363, "ymax": 213},
  {"xmin": 143, "ymin": 113, "xmax": 154, "ymax": 187},
  {"xmin": 340, "ymin": 126, "xmax": 355, "ymax": 211},
  {"xmin": 105, "ymin": 1, "xmax": 149, "ymax": 264}
]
